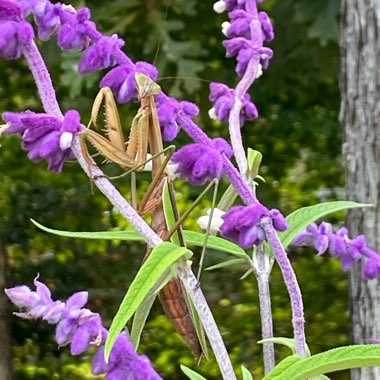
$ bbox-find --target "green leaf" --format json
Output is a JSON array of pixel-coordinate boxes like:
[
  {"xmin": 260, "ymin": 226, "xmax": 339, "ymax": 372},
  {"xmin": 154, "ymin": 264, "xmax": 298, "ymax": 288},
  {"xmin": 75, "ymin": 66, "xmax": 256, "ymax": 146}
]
[
  {"xmin": 186, "ymin": 291, "xmax": 209, "ymax": 360},
  {"xmin": 206, "ymin": 258, "xmax": 246, "ymax": 271},
  {"xmin": 183, "ymin": 230, "xmax": 248, "ymax": 258},
  {"xmin": 180, "ymin": 365, "xmax": 208, "ymax": 380},
  {"xmin": 263, "ymin": 355, "xmax": 303, "ymax": 380},
  {"xmin": 258, "ymin": 337, "xmax": 310, "ymax": 356},
  {"xmin": 263, "ymin": 345, "xmax": 380, "ymax": 380},
  {"xmin": 217, "ymin": 184, "xmax": 238, "ymax": 211},
  {"xmin": 241, "ymin": 365, "xmax": 254, "ymax": 380},
  {"xmin": 278, "ymin": 201, "xmax": 372, "ymax": 249},
  {"xmin": 31, "ymin": 219, "xmax": 144, "ymax": 241},
  {"xmin": 247, "ymin": 148, "xmax": 263, "ymax": 180},
  {"xmin": 105, "ymin": 242, "xmax": 192, "ymax": 360},
  {"xmin": 130, "ymin": 289, "xmax": 158, "ymax": 350},
  {"xmin": 162, "ymin": 179, "xmax": 181, "ymax": 245}
]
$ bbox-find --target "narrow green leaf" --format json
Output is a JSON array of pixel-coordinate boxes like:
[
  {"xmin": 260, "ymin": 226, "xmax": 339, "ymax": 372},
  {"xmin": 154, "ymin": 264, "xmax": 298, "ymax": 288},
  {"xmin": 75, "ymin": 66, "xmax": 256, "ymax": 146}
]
[
  {"xmin": 258, "ymin": 337, "xmax": 310, "ymax": 356},
  {"xmin": 217, "ymin": 183, "xmax": 238, "ymax": 211},
  {"xmin": 263, "ymin": 355, "xmax": 303, "ymax": 380},
  {"xmin": 105, "ymin": 242, "xmax": 192, "ymax": 360},
  {"xmin": 130, "ymin": 290, "xmax": 158, "ymax": 350},
  {"xmin": 247, "ymin": 148, "xmax": 263, "ymax": 180},
  {"xmin": 309, "ymin": 376, "xmax": 331, "ymax": 380},
  {"xmin": 278, "ymin": 201, "xmax": 372, "ymax": 249},
  {"xmin": 180, "ymin": 365, "xmax": 208, "ymax": 380},
  {"xmin": 264, "ymin": 345, "xmax": 380, "ymax": 380},
  {"xmin": 186, "ymin": 291, "xmax": 209, "ymax": 360},
  {"xmin": 205, "ymin": 258, "xmax": 246, "ymax": 271},
  {"xmin": 241, "ymin": 365, "xmax": 254, "ymax": 380},
  {"xmin": 183, "ymin": 230, "xmax": 248, "ymax": 258},
  {"xmin": 31, "ymin": 219, "xmax": 144, "ymax": 241},
  {"xmin": 240, "ymin": 267, "xmax": 253, "ymax": 280},
  {"xmin": 162, "ymin": 180, "xmax": 181, "ymax": 245}
]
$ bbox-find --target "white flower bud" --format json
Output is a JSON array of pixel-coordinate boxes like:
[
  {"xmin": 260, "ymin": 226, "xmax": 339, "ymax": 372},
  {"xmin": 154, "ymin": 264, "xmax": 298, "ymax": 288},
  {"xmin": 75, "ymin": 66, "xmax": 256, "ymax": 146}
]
[
  {"xmin": 197, "ymin": 208, "xmax": 225, "ymax": 233},
  {"xmin": 221, "ymin": 21, "xmax": 231, "ymax": 37},
  {"xmin": 213, "ymin": 1, "xmax": 226, "ymax": 13},
  {"xmin": 208, "ymin": 107, "xmax": 217, "ymax": 120},
  {"xmin": 59, "ymin": 132, "xmax": 73, "ymax": 150},
  {"xmin": 256, "ymin": 64, "xmax": 263, "ymax": 78}
]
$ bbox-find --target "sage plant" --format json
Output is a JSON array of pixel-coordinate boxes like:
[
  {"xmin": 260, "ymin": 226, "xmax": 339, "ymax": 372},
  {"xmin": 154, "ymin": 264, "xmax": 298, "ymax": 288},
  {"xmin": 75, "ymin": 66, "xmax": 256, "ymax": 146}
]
[{"xmin": 3, "ymin": 0, "xmax": 380, "ymax": 379}]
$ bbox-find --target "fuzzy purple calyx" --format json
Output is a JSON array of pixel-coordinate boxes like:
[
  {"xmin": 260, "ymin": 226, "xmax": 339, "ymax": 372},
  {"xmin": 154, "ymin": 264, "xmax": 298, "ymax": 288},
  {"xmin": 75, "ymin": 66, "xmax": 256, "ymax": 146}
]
[
  {"xmin": 172, "ymin": 138, "xmax": 233, "ymax": 185},
  {"xmin": 220, "ymin": 203, "xmax": 287, "ymax": 249}
]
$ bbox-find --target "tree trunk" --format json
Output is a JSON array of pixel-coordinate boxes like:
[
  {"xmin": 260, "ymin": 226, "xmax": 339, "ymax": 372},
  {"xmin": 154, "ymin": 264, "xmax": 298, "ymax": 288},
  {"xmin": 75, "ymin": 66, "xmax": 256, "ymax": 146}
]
[
  {"xmin": 340, "ymin": 1, "xmax": 380, "ymax": 379},
  {"xmin": 0, "ymin": 240, "xmax": 13, "ymax": 380}
]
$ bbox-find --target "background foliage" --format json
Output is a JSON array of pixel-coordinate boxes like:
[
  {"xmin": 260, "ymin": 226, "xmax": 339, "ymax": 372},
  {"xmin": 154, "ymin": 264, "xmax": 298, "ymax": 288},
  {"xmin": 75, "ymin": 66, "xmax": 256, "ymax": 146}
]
[{"xmin": 0, "ymin": 0, "xmax": 347, "ymax": 378}]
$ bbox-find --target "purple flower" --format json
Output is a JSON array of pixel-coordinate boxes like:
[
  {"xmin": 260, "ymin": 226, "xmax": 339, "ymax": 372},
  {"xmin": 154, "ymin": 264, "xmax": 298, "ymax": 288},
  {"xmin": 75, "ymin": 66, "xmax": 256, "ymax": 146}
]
[
  {"xmin": 209, "ymin": 82, "xmax": 258, "ymax": 125},
  {"xmin": 363, "ymin": 256, "xmax": 380, "ymax": 280},
  {"xmin": 4, "ymin": 276, "xmax": 65, "ymax": 322},
  {"xmin": 172, "ymin": 137, "xmax": 232, "ymax": 185},
  {"xmin": 220, "ymin": 203, "xmax": 287, "ymax": 249},
  {"xmin": 260, "ymin": 46, "xmax": 273, "ymax": 69},
  {"xmin": 92, "ymin": 333, "xmax": 162, "ymax": 379},
  {"xmin": 79, "ymin": 34, "xmax": 124, "ymax": 73},
  {"xmin": 5, "ymin": 277, "xmax": 162, "ymax": 379},
  {"xmin": 2, "ymin": 109, "xmax": 82, "ymax": 172},
  {"xmin": 155, "ymin": 92, "xmax": 199, "ymax": 141},
  {"xmin": 259, "ymin": 11, "xmax": 274, "ymax": 41},
  {"xmin": 0, "ymin": 1, "xmax": 34, "ymax": 60},
  {"xmin": 100, "ymin": 61, "xmax": 158, "ymax": 103},
  {"xmin": 58, "ymin": 7, "xmax": 96, "ymax": 50},
  {"xmin": 32, "ymin": 0, "xmax": 62, "ymax": 40},
  {"xmin": 225, "ymin": 10, "xmax": 253, "ymax": 39}
]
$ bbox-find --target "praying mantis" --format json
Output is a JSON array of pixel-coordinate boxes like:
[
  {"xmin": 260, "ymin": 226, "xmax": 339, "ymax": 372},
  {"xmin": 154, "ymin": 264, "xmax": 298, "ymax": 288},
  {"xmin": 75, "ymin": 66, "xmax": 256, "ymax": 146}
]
[{"xmin": 79, "ymin": 73, "xmax": 203, "ymax": 359}]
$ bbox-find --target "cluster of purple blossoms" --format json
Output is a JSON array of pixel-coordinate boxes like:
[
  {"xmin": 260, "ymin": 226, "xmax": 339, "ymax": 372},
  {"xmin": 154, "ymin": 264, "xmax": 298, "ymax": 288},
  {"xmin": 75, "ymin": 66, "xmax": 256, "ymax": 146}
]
[
  {"xmin": 5, "ymin": 276, "xmax": 162, "ymax": 379},
  {"xmin": 172, "ymin": 137, "xmax": 233, "ymax": 185},
  {"xmin": 2, "ymin": 109, "xmax": 82, "ymax": 172},
  {"xmin": 292, "ymin": 222, "xmax": 380, "ymax": 280},
  {"xmin": 220, "ymin": 203, "xmax": 288, "ymax": 249},
  {"xmin": 208, "ymin": 0, "xmax": 274, "ymax": 126}
]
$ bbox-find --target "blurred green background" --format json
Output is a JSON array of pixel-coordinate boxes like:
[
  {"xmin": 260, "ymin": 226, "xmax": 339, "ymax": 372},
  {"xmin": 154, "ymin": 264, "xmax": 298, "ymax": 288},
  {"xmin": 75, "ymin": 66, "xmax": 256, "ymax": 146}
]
[{"xmin": 0, "ymin": 0, "xmax": 348, "ymax": 378}]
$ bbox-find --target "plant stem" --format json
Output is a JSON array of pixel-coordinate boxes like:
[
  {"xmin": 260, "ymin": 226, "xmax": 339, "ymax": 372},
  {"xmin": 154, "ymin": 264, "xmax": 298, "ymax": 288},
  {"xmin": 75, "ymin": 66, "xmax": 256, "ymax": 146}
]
[
  {"xmin": 252, "ymin": 246, "xmax": 275, "ymax": 373},
  {"xmin": 261, "ymin": 216, "xmax": 307, "ymax": 358},
  {"xmin": 178, "ymin": 264, "xmax": 237, "ymax": 380}
]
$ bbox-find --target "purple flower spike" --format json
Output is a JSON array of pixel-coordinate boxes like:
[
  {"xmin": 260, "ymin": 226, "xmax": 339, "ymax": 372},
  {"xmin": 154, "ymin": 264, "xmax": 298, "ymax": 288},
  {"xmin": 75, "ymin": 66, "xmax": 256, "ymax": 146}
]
[
  {"xmin": 293, "ymin": 222, "xmax": 380, "ymax": 279},
  {"xmin": 172, "ymin": 137, "xmax": 232, "ymax": 185},
  {"xmin": 6, "ymin": 278, "xmax": 161, "ymax": 378},
  {"xmin": 101, "ymin": 61, "xmax": 158, "ymax": 103},
  {"xmin": 155, "ymin": 92, "xmax": 199, "ymax": 141},
  {"xmin": 58, "ymin": 7, "xmax": 96, "ymax": 50},
  {"xmin": 2, "ymin": 109, "xmax": 82, "ymax": 172},
  {"xmin": 209, "ymin": 82, "xmax": 258, "ymax": 125},
  {"xmin": 79, "ymin": 34, "xmax": 124, "ymax": 73}
]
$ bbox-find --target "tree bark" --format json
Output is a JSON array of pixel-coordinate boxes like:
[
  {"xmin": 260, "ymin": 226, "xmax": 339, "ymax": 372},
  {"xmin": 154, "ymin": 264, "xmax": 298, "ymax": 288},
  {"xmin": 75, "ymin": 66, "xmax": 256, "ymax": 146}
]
[
  {"xmin": 340, "ymin": 1, "xmax": 380, "ymax": 379},
  {"xmin": 0, "ymin": 239, "xmax": 13, "ymax": 380}
]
